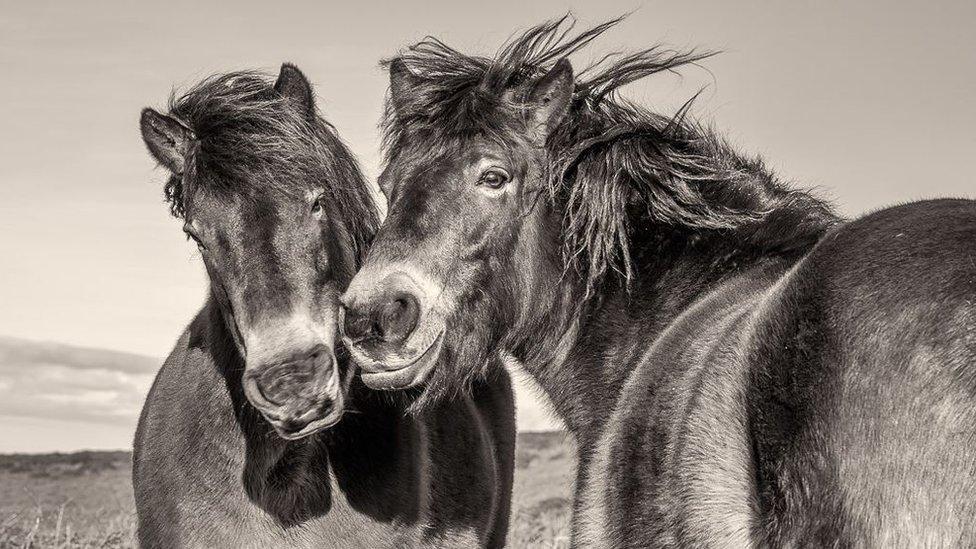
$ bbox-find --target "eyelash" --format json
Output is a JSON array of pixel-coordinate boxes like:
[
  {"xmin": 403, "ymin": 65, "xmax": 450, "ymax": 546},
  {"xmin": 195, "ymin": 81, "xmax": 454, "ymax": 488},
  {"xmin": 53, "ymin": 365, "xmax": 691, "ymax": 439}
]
[
  {"xmin": 311, "ymin": 192, "xmax": 326, "ymax": 217},
  {"xmin": 185, "ymin": 231, "xmax": 205, "ymax": 250}
]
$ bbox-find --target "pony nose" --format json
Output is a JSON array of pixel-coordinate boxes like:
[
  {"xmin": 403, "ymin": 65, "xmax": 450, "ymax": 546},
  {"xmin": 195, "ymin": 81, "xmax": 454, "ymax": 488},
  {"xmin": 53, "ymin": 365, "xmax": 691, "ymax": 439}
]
[
  {"xmin": 343, "ymin": 292, "xmax": 420, "ymax": 345},
  {"xmin": 246, "ymin": 347, "xmax": 335, "ymax": 411}
]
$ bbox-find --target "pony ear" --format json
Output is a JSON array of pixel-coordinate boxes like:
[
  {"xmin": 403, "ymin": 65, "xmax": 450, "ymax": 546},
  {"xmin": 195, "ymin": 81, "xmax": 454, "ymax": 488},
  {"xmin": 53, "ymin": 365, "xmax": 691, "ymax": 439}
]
[
  {"xmin": 525, "ymin": 58, "xmax": 574, "ymax": 140},
  {"xmin": 388, "ymin": 58, "xmax": 422, "ymax": 114},
  {"xmin": 140, "ymin": 108, "xmax": 192, "ymax": 174},
  {"xmin": 274, "ymin": 63, "xmax": 315, "ymax": 115}
]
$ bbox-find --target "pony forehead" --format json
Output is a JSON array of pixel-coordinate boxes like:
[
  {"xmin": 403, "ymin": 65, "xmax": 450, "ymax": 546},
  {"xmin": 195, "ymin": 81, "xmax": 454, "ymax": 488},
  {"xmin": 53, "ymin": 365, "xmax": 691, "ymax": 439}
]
[
  {"xmin": 386, "ymin": 129, "xmax": 530, "ymax": 177},
  {"xmin": 183, "ymin": 171, "xmax": 308, "ymax": 205},
  {"xmin": 379, "ymin": 17, "xmax": 582, "ymax": 160},
  {"xmin": 165, "ymin": 71, "xmax": 341, "ymax": 208}
]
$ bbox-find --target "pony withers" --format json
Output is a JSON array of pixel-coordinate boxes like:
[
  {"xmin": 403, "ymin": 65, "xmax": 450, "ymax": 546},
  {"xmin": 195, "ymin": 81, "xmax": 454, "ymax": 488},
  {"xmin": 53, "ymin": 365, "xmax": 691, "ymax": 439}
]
[
  {"xmin": 341, "ymin": 17, "xmax": 976, "ymax": 547},
  {"xmin": 134, "ymin": 64, "xmax": 515, "ymax": 548}
]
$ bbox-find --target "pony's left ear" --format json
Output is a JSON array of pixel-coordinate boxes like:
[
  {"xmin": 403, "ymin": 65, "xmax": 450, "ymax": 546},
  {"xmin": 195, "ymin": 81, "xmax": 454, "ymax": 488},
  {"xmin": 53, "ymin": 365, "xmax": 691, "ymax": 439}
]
[
  {"xmin": 274, "ymin": 63, "xmax": 315, "ymax": 115},
  {"xmin": 525, "ymin": 58, "xmax": 574, "ymax": 141},
  {"xmin": 140, "ymin": 108, "xmax": 192, "ymax": 174}
]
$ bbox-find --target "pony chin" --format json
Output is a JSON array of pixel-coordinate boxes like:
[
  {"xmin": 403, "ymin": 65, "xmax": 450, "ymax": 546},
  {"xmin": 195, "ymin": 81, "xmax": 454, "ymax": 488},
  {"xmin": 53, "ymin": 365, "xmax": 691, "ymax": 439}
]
[
  {"xmin": 358, "ymin": 331, "xmax": 443, "ymax": 390},
  {"xmin": 404, "ymin": 309, "xmax": 499, "ymax": 414}
]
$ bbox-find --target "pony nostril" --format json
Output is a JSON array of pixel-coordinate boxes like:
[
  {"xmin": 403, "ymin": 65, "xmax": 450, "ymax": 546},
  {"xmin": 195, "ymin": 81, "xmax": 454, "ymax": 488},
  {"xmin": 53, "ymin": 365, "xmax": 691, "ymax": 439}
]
[
  {"xmin": 344, "ymin": 292, "xmax": 421, "ymax": 346},
  {"xmin": 343, "ymin": 307, "xmax": 378, "ymax": 343},
  {"xmin": 377, "ymin": 293, "xmax": 420, "ymax": 344},
  {"xmin": 380, "ymin": 299, "xmax": 406, "ymax": 327}
]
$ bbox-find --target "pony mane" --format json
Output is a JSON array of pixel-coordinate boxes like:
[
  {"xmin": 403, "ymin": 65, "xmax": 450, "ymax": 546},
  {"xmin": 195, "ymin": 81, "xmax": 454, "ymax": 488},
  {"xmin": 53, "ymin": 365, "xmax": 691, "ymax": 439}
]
[
  {"xmin": 164, "ymin": 70, "xmax": 379, "ymax": 263},
  {"xmin": 383, "ymin": 16, "xmax": 837, "ymax": 299}
]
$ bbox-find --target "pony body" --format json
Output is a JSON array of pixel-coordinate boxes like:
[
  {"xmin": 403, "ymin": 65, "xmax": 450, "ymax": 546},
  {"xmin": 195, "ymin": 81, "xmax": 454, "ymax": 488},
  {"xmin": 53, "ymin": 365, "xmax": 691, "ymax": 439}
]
[
  {"xmin": 134, "ymin": 65, "xmax": 515, "ymax": 548},
  {"xmin": 342, "ymin": 17, "xmax": 976, "ymax": 547}
]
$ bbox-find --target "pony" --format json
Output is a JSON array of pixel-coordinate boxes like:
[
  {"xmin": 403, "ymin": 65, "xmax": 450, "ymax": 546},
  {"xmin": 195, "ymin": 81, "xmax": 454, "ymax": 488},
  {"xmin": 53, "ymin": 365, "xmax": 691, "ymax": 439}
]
[
  {"xmin": 134, "ymin": 64, "xmax": 515, "ymax": 548},
  {"xmin": 341, "ymin": 17, "xmax": 976, "ymax": 547}
]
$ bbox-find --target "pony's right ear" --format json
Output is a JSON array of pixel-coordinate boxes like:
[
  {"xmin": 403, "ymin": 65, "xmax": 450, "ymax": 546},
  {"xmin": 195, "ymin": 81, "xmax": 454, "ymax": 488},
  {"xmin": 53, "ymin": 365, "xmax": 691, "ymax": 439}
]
[
  {"xmin": 140, "ymin": 108, "xmax": 191, "ymax": 174},
  {"xmin": 388, "ymin": 58, "xmax": 422, "ymax": 114},
  {"xmin": 274, "ymin": 63, "xmax": 315, "ymax": 116}
]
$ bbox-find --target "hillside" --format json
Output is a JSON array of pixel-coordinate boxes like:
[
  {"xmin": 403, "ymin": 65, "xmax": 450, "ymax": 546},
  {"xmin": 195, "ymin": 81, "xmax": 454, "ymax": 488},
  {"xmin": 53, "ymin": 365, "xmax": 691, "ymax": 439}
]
[{"xmin": 0, "ymin": 335, "xmax": 561, "ymax": 453}]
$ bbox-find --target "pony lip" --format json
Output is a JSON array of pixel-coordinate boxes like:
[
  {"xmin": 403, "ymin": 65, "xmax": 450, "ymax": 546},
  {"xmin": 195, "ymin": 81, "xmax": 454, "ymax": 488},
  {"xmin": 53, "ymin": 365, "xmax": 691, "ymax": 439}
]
[
  {"xmin": 271, "ymin": 406, "xmax": 345, "ymax": 440},
  {"xmin": 357, "ymin": 330, "xmax": 444, "ymax": 390},
  {"xmin": 245, "ymin": 393, "xmax": 345, "ymax": 440}
]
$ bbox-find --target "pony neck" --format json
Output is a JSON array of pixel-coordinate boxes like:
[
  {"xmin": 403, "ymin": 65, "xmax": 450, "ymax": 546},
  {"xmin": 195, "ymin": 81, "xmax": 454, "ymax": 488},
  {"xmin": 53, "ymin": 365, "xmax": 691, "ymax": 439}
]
[{"xmin": 517, "ymin": 187, "xmax": 836, "ymax": 449}]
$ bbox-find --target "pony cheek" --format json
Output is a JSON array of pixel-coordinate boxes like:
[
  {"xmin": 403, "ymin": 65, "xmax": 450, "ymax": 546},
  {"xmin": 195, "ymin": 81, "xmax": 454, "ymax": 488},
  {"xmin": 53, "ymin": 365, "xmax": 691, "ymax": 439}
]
[
  {"xmin": 459, "ymin": 201, "xmax": 523, "ymax": 261},
  {"xmin": 459, "ymin": 217, "xmax": 495, "ymax": 257},
  {"xmin": 200, "ymin": 262, "xmax": 248, "ymax": 353},
  {"xmin": 215, "ymin": 287, "xmax": 247, "ymax": 356}
]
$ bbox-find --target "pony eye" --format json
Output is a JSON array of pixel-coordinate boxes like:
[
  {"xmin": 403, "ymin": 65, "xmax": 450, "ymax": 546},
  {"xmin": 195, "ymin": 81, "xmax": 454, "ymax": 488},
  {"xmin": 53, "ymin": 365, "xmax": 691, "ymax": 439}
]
[
  {"xmin": 311, "ymin": 194, "xmax": 325, "ymax": 217},
  {"xmin": 183, "ymin": 226, "xmax": 206, "ymax": 251},
  {"xmin": 478, "ymin": 168, "xmax": 510, "ymax": 189}
]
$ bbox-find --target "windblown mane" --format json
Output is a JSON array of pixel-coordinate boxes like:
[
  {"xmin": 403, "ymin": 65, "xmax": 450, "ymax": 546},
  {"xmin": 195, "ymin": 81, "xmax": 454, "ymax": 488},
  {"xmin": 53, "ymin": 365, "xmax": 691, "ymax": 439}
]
[
  {"xmin": 163, "ymin": 71, "xmax": 380, "ymax": 263},
  {"xmin": 383, "ymin": 16, "xmax": 837, "ymax": 298}
]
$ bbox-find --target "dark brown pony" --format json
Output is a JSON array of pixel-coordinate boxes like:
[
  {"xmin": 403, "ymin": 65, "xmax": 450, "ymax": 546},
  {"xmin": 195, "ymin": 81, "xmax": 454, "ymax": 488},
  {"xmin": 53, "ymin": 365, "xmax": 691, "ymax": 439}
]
[
  {"xmin": 134, "ymin": 65, "xmax": 515, "ymax": 548},
  {"xmin": 342, "ymin": 17, "xmax": 976, "ymax": 547}
]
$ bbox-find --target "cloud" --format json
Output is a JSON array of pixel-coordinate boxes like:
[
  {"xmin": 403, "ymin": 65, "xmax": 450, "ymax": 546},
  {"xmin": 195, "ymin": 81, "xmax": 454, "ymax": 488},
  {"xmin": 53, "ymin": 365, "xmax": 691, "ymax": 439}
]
[
  {"xmin": 0, "ymin": 336, "xmax": 159, "ymax": 375},
  {"xmin": 0, "ymin": 336, "xmax": 157, "ymax": 428}
]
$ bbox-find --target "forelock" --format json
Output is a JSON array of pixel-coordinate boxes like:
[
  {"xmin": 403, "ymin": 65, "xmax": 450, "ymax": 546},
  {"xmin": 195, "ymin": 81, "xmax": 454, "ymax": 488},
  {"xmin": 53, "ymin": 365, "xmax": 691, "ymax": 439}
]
[
  {"xmin": 159, "ymin": 69, "xmax": 380, "ymax": 263},
  {"xmin": 166, "ymin": 72, "xmax": 330, "ymax": 209},
  {"xmin": 381, "ymin": 15, "xmax": 626, "ymax": 161}
]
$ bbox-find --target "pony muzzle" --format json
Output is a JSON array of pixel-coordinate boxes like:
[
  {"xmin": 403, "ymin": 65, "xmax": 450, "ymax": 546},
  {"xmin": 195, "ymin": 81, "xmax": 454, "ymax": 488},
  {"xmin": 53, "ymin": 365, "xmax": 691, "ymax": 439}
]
[
  {"xmin": 242, "ymin": 345, "xmax": 344, "ymax": 439},
  {"xmin": 340, "ymin": 271, "xmax": 445, "ymax": 390}
]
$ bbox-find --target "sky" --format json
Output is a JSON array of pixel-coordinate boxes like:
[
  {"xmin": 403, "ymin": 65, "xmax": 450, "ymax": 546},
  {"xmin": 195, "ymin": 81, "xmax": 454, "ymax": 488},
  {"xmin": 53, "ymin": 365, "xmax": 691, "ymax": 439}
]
[{"xmin": 0, "ymin": 0, "xmax": 973, "ymax": 451}]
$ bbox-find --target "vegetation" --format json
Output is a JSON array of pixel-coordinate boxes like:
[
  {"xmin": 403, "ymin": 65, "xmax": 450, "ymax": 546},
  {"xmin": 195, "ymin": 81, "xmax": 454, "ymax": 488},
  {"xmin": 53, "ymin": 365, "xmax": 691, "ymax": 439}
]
[{"xmin": 0, "ymin": 432, "xmax": 574, "ymax": 548}]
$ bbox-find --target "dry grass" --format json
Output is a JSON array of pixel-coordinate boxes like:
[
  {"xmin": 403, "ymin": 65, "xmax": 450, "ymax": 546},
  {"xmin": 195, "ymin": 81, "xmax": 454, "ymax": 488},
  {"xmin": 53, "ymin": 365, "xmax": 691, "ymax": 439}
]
[
  {"xmin": 0, "ymin": 452, "xmax": 135, "ymax": 548},
  {"xmin": 0, "ymin": 433, "xmax": 574, "ymax": 548}
]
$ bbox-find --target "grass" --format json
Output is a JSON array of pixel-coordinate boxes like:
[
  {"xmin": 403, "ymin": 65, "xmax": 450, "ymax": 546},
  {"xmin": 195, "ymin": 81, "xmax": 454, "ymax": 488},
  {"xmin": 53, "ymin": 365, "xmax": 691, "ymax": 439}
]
[{"xmin": 0, "ymin": 432, "xmax": 575, "ymax": 548}]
